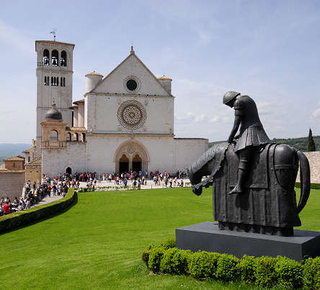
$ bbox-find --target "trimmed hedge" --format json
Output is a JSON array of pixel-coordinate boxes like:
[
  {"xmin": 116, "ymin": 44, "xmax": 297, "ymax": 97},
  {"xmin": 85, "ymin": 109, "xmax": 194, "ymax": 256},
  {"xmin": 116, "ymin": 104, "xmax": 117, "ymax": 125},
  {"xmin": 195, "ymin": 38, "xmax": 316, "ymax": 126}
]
[
  {"xmin": 0, "ymin": 189, "xmax": 77, "ymax": 234},
  {"xmin": 295, "ymin": 182, "xmax": 320, "ymax": 190},
  {"xmin": 142, "ymin": 239, "xmax": 310, "ymax": 288}
]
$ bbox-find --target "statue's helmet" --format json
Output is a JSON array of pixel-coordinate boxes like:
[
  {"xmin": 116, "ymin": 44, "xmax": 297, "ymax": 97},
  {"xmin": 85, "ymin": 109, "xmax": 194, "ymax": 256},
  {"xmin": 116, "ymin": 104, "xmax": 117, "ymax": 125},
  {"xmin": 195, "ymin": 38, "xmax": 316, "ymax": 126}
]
[{"xmin": 223, "ymin": 91, "xmax": 240, "ymax": 105}]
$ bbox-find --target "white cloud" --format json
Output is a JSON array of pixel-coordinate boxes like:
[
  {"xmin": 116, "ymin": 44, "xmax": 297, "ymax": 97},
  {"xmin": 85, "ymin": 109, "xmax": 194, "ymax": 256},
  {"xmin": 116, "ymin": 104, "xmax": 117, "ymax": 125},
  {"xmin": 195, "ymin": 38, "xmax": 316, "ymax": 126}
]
[
  {"xmin": 0, "ymin": 21, "xmax": 34, "ymax": 56},
  {"xmin": 312, "ymin": 108, "xmax": 320, "ymax": 118}
]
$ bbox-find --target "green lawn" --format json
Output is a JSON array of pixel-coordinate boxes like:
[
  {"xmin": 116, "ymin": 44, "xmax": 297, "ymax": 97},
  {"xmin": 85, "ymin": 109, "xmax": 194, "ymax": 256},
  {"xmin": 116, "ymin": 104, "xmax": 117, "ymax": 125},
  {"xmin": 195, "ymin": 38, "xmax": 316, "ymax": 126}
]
[{"xmin": 0, "ymin": 187, "xmax": 319, "ymax": 289}]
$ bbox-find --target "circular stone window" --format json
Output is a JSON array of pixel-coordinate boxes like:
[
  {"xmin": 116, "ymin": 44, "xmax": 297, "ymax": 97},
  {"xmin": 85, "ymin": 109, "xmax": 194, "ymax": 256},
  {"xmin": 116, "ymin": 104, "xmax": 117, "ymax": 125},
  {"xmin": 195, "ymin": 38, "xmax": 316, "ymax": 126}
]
[
  {"xmin": 124, "ymin": 76, "xmax": 140, "ymax": 93},
  {"xmin": 126, "ymin": 79, "xmax": 137, "ymax": 91},
  {"xmin": 117, "ymin": 100, "xmax": 147, "ymax": 130}
]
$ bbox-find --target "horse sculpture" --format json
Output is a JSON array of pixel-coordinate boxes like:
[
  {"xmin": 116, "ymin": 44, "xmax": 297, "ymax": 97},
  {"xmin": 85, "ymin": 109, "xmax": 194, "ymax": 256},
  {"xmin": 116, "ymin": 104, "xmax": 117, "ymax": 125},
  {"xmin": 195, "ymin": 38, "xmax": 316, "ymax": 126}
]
[{"xmin": 188, "ymin": 142, "xmax": 310, "ymax": 236}]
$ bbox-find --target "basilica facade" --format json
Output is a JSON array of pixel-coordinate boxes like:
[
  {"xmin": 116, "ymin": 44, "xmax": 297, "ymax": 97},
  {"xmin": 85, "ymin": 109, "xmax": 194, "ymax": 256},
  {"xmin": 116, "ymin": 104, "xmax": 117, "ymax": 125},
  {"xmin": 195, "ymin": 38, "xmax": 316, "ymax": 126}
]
[{"xmin": 27, "ymin": 40, "xmax": 208, "ymax": 177}]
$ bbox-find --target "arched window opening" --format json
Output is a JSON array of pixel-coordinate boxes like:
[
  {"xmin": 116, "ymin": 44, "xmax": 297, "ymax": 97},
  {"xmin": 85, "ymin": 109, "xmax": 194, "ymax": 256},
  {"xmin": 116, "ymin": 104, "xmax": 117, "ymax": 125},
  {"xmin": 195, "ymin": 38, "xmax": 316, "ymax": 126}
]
[
  {"xmin": 61, "ymin": 77, "xmax": 66, "ymax": 87},
  {"xmin": 74, "ymin": 133, "xmax": 79, "ymax": 141},
  {"xmin": 61, "ymin": 51, "xmax": 67, "ymax": 66},
  {"xmin": 66, "ymin": 167, "xmax": 72, "ymax": 175},
  {"xmin": 52, "ymin": 50, "xmax": 59, "ymax": 66},
  {"xmin": 66, "ymin": 132, "xmax": 71, "ymax": 141},
  {"xmin": 50, "ymin": 130, "xmax": 58, "ymax": 141},
  {"xmin": 82, "ymin": 133, "xmax": 86, "ymax": 142},
  {"xmin": 44, "ymin": 76, "xmax": 49, "ymax": 86},
  {"xmin": 43, "ymin": 49, "xmax": 50, "ymax": 65},
  {"xmin": 119, "ymin": 154, "xmax": 129, "ymax": 173},
  {"xmin": 51, "ymin": 77, "xmax": 59, "ymax": 86}
]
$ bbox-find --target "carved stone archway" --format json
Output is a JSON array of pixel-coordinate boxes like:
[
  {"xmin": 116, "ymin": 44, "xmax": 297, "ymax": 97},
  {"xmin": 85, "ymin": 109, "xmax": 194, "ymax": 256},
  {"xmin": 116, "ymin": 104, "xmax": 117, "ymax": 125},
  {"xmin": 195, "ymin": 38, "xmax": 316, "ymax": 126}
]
[{"xmin": 114, "ymin": 140, "xmax": 149, "ymax": 173}]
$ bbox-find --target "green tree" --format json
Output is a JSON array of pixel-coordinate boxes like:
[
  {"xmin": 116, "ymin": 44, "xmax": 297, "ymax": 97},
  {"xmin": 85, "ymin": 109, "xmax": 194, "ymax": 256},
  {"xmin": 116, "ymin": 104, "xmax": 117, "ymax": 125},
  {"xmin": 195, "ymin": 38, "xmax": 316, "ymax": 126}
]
[{"xmin": 308, "ymin": 128, "xmax": 316, "ymax": 151}]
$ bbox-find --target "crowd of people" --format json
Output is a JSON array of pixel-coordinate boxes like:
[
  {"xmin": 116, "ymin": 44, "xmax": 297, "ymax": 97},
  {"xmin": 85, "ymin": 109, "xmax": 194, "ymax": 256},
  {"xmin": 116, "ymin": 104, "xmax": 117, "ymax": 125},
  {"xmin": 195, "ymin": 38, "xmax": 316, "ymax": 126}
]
[
  {"xmin": 0, "ymin": 169, "xmax": 188, "ymax": 216},
  {"xmin": 0, "ymin": 178, "xmax": 69, "ymax": 216},
  {"xmin": 71, "ymin": 170, "xmax": 187, "ymax": 189}
]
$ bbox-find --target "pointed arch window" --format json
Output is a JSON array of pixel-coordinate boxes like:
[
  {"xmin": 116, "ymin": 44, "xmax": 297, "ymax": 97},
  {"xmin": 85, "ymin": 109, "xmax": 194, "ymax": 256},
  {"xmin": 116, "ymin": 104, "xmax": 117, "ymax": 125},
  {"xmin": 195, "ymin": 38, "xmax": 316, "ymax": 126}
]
[
  {"xmin": 61, "ymin": 51, "xmax": 67, "ymax": 66},
  {"xmin": 52, "ymin": 50, "xmax": 59, "ymax": 66}
]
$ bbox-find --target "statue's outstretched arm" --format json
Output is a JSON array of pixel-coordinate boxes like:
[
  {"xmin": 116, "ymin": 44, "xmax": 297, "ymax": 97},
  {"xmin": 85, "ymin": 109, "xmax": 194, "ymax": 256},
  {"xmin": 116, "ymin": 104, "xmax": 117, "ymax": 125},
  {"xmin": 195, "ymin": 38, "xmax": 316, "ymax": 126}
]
[{"xmin": 228, "ymin": 115, "xmax": 241, "ymax": 143}]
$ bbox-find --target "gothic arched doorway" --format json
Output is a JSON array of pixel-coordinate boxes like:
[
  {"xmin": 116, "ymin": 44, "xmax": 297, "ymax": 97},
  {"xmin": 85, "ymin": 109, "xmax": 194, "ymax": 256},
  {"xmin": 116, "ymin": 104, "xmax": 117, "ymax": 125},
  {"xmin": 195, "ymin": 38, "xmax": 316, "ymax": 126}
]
[
  {"xmin": 119, "ymin": 154, "xmax": 129, "ymax": 173},
  {"xmin": 66, "ymin": 167, "xmax": 72, "ymax": 175},
  {"xmin": 114, "ymin": 140, "xmax": 149, "ymax": 174}
]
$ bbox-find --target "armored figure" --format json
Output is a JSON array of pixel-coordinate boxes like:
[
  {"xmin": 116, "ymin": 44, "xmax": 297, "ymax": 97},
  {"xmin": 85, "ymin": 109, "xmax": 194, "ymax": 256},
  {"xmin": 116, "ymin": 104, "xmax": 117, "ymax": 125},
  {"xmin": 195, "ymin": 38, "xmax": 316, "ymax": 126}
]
[{"xmin": 223, "ymin": 91, "xmax": 270, "ymax": 194}]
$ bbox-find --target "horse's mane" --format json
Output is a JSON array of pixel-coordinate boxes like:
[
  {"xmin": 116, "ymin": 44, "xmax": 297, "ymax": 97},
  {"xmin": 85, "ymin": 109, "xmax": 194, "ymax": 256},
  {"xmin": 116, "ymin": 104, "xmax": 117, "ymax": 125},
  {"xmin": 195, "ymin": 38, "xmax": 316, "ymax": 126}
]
[{"xmin": 189, "ymin": 142, "xmax": 229, "ymax": 174}]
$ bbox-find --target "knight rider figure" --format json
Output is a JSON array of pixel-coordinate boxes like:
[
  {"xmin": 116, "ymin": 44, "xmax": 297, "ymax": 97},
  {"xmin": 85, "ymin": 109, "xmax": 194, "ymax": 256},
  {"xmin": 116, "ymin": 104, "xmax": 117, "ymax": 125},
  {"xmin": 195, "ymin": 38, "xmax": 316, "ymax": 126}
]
[{"xmin": 223, "ymin": 91, "xmax": 270, "ymax": 194}]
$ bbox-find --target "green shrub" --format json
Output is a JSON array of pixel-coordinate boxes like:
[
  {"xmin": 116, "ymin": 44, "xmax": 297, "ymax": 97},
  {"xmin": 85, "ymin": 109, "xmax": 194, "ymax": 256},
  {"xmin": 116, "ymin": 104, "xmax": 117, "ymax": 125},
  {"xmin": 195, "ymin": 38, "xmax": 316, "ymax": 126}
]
[
  {"xmin": 295, "ymin": 182, "xmax": 320, "ymax": 190},
  {"xmin": 188, "ymin": 251, "xmax": 220, "ymax": 279},
  {"xmin": 142, "ymin": 240, "xmax": 320, "ymax": 288},
  {"xmin": 275, "ymin": 256, "xmax": 303, "ymax": 289},
  {"xmin": 215, "ymin": 253, "xmax": 240, "ymax": 282},
  {"xmin": 160, "ymin": 247, "xmax": 191, "ymax": 275},
  {"xmin": 303, "ymin": 257, "xmax": 320, "ymax": 289},
  {"xmin": 148, "ymin": 247, "xmax": 165, "ymax": 273},
  {"xmin": 239, "ymin": 255, "xmax": 256, "ymax": 284},
  {"xmin": 142, "ymin": 249, "xmax": 151, "ymax": 267},
  {"xmin": 254, "ymin": 256, "xmax": 278, "ymax": 288},
  {"xmin": 160, "ymin": 238, "xmax": 176, "ymax": 249}
]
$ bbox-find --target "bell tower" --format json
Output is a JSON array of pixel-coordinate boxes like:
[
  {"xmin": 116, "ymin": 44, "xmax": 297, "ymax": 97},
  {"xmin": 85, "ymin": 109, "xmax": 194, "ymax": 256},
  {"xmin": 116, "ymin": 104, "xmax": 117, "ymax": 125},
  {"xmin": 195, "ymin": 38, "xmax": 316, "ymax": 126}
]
[{"xmin": 35, "ymin": 40, "xmax": 75, "ymax": 150}]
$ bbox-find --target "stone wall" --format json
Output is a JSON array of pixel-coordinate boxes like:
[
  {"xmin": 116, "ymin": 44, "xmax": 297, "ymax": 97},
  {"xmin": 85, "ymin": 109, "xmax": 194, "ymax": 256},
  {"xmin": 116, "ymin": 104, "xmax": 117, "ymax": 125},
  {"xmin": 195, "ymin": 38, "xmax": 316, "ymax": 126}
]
[
  {"xmin": 25, "ymin": 164, "xmax": 42, "ymax": 184},
  {"xmin": 302, "ymin": 151, "xmax": 320, "ymax": 183},
  {"xmin": 0, "ymin": 171, "xmax": 25, "ymax": 200}
]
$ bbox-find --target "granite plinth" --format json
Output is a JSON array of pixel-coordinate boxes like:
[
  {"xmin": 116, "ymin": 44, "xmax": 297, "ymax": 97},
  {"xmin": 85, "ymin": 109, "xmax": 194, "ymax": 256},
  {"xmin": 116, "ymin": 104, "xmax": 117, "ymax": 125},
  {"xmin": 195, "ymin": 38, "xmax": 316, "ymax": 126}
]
[{"xmin": 176, "ymin": 222, "xmax": 320, "ymax": 261}]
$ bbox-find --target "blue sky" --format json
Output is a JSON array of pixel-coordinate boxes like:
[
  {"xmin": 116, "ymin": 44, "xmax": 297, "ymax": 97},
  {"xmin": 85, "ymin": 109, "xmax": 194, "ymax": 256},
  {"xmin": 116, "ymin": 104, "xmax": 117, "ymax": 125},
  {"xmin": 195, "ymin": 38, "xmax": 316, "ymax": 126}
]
[{"xmin": 1, "ymin": 0, "xmax": 320, "ymax": 143}]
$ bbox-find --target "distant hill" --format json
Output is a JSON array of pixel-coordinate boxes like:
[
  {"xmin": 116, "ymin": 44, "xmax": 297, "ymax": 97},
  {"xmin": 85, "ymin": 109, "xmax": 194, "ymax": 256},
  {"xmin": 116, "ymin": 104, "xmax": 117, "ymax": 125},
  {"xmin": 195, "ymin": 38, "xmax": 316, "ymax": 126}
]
[
  {"xmin": 0, "ymin": 143, "xmax": 31, "ymax": 163},
  {"xmin": 209, "ymin": 136, "xmax": 320, "ymax": 152}
]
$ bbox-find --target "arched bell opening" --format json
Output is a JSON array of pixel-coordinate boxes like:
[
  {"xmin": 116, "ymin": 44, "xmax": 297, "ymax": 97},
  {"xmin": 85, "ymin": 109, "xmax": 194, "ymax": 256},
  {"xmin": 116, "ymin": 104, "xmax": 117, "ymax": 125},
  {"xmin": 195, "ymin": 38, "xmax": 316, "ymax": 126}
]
[
  {"xmin": 52, "ymin": 50, "xmax": 59, "ymax": 66},
  {"xmin": 43, "ymin": 49, "xmax": 50, "ymax": 65},
  {"xmin": 61, "ymin": 50, "xmax": 67, "ymax": 66}
]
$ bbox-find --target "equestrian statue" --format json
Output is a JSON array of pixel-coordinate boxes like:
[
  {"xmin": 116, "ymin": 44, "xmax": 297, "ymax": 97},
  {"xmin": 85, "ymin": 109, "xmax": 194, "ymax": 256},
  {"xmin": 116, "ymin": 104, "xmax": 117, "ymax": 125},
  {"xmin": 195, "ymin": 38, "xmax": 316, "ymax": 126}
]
[{"xmin": 188, "ymin": 91, "xmax": 310, "ymax": 236}]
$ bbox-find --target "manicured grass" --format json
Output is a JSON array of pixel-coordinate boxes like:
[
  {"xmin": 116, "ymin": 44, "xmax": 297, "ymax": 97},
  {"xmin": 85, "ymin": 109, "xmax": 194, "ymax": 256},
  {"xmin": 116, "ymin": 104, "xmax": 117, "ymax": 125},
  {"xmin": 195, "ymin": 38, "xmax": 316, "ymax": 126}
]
[{"xmin": 0, "ymin": 187, "xmax": 319, "ymax": 289}]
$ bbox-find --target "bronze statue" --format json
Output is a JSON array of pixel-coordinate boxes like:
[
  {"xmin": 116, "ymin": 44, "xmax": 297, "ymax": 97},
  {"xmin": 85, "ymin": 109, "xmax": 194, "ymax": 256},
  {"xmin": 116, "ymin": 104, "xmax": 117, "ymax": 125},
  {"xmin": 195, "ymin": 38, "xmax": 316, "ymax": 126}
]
[
  {"xmin": 188, "ymin": 91, "xmax": 311, "ymax": 236},
  {"xmin": 223, "ymin": 91, "xmax": 270, "ymax": 194}
]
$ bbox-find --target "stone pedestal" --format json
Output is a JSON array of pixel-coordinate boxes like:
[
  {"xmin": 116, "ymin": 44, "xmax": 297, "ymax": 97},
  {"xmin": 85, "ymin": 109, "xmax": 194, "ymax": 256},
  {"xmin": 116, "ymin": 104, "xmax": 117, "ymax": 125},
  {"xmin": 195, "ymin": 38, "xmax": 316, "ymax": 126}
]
[{"xmin": 176, "ymin": 222, "xmax": 320, "ymax": 261}]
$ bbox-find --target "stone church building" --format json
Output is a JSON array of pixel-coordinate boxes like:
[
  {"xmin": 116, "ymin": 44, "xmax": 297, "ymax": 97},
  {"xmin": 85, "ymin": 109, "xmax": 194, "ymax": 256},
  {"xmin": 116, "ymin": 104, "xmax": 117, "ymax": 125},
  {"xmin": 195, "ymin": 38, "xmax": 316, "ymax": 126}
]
[{"xmin": 25, "ymin": 40, "xmax": 208, "ymax": 178}]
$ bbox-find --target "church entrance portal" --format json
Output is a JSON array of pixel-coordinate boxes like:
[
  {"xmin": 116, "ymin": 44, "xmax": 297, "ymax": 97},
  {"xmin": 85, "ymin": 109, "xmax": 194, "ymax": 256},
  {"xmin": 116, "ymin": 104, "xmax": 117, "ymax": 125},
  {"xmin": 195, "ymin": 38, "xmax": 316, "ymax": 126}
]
[
  {"xmin": 115, "ymin": 141, "xmax": 149, "ymax": 174},
  {"xmin": 66, "ymin": 167, "xmax": 72, "ymax": 175}
]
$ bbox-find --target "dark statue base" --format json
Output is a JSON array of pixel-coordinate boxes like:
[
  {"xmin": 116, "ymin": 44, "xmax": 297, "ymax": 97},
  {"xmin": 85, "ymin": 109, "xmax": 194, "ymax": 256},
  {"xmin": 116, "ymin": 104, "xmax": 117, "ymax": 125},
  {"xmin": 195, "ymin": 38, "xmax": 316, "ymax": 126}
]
[{"xmin": 176, "ymin": 222, "xmax": 320, "ymax": 261}]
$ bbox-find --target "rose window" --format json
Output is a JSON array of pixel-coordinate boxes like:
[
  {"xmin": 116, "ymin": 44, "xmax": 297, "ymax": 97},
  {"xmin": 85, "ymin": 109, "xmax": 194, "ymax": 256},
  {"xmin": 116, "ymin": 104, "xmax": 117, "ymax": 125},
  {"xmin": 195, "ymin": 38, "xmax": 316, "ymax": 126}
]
[{"xmin": 117, "ymin": 100, "xmax": 147, "ymax": 130}]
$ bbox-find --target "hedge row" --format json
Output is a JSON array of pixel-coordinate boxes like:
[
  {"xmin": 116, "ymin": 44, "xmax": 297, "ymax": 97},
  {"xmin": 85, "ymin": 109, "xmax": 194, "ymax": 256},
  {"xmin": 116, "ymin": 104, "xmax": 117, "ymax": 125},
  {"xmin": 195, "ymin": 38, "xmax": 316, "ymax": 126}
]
[
  {"xmin": 142, "ymin": 239, "xmax": 320, "ymax": 289},
  {"xmin": 295, "ymin": 182, "xmax": 320, "ymax": 190},
  {"xmin": 0, "ymin": 189, "xmax": 77, "ymax": 234}
]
